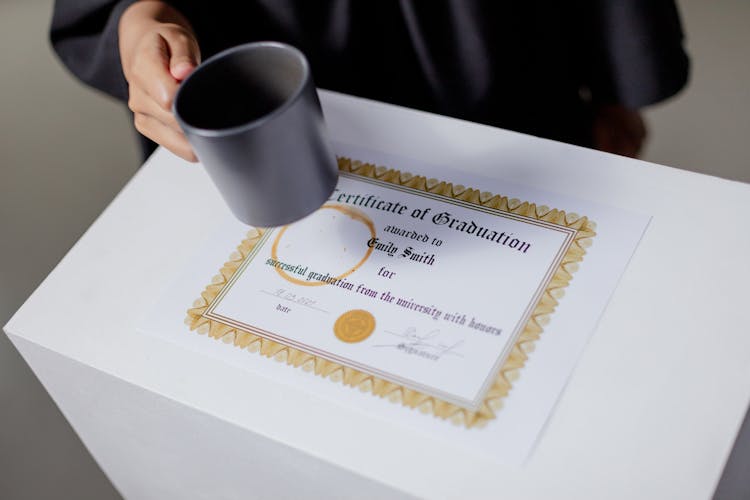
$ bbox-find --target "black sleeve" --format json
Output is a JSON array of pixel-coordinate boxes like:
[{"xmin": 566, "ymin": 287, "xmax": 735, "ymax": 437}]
[
  {"xmin": 588, "ymin": 0, "xmax": 690, "ymax": 108},
  {"xmin": 50, "ymin": 0, "xmax": 138, "ymax": 101}
]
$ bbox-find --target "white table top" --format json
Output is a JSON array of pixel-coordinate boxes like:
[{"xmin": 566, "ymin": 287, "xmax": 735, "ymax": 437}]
[{"xmin": 6, "ymin": 91, "xmax": 750, "ymax": 499}]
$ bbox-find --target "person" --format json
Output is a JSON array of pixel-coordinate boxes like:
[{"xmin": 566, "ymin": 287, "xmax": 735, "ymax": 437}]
[{"xmin": 50, "ymin": 0, "xmax": 689, "ymax": 162}]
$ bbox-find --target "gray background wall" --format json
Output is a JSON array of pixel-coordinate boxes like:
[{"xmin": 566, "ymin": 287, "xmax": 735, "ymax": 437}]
[{"xmin": 1, "ymin": 1, "xmax": 748, "ymax": 499}]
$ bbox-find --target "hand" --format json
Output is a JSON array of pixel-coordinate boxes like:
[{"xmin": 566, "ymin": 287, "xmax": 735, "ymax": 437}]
[
  {"xmin": 119, "ymin": 1, "xmax": 201, "ymax": 162},
  {"xmin": 593, "ymin": 105, "xmax": 648, "ymax": 158}
]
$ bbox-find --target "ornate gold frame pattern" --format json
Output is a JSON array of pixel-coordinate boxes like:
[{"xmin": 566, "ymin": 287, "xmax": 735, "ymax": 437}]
[{"xmin": 185, "ymin": 157, "xmax": 597, "ymax": 428}]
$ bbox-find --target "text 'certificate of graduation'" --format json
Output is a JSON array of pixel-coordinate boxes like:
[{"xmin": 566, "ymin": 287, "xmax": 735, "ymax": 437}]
[{"xmin": 185, "ymin": 157, "xmax": 594, "ymax": 428}]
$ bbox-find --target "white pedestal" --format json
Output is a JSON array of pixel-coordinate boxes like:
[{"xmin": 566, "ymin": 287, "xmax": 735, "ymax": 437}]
[{"xmin": 6, "ymin": 92, "xmax": 750, "ymax": 499}]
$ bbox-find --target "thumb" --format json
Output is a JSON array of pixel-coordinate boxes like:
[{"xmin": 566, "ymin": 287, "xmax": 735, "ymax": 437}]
[{"xmin": 162, "ymin": 28, "xmax": 201, "ymax": 81}]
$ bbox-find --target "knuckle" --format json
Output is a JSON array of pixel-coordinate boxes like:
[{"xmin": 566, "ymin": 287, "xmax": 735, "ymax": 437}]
[
  {"xmin": 159, "ymin": 94, "xmax": 174, "ymax": 111},
  {"xmin": 165, "ymin": 114, "xmax": 179, "ymax": 129},
  {"xmin": 127, "ymin": 95, "xmax": 138, "ymax": 113},
  {"xmin": 163, "ymin": 25, "xmax": 197, "ymax": 50},
  {"xmin": 133, "ymin": 113, "xmax": 148, "ymax": 131},
  {"xmin": 174, "ymin": 33, "xmax": 190, "ymax": 46},
  {"xmin": 162, "ymin": 23, "xmax": 189, "ymax": 37}
]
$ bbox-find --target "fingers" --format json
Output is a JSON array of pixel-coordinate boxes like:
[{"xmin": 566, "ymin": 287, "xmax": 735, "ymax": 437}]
[
  {"xmin": 128, "ymin": 31, "xmax": 179, "ymax": 110},
  {"xmin": 617, "ymin": 112, "xmax": 646, "ymax": 158},
  {"xmin": 160, "ymin": 25, "xmax": 201, "ymax": 80},
  {"xmin": 128, "ymin": 90, "xmax": 197, "ymax": 162},
  {"xmin": 124, "ymin": 25, "xmax": 201, "ymax": 162},
  {"xmin": 618, "ymin": 137, "xmax": 641, "ymax": 158},
  {"xmin": 626, "ymin": 112, "xmax": 647, "ymax": 156},
  {"xmin": 593, "ymin": 122, "xmax": 613, "ymax": 154},
  {"xmin": 595, "ymin": 127, "xmax": 639, "ymax": 158},
  {"xmin": 593, "ymin": 106, "xmax": 648, "ymax": 158},
  {"xmin": 119, "ymin": 3, "xmax": 202, "ymax": 162},
  {"xmin": 134, "ymin": 113, "xmax": 197, "ymax": 162},
  {"xmin": 129, "ymin": 85, "xmax": 198, "ymax": 161},
  {"xmin": 128, "ymin": 84, "xmax": 180, "ymax": 130}
]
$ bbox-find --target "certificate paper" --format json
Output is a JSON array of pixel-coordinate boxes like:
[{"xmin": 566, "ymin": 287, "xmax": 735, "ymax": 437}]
[{"xmin": 141, "ymin": 143, "xmax": 649, "ymax": 462}]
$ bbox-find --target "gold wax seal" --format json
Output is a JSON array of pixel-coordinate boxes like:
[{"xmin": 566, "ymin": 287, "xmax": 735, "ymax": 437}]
[{"xmin": 334, "ymin": 309, "xmax": 376, "ymax": 343}]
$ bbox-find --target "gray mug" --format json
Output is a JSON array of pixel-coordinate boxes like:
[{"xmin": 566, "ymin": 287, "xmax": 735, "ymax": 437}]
[{"xmin": 173, "ymin": 42, "xmax": 338, "ymax": 227}]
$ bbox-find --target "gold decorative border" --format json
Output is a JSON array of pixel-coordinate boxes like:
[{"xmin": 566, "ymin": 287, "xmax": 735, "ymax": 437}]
[{"xmin": 185, "ymin": 157, "xmax": 596, "ymax": 428}]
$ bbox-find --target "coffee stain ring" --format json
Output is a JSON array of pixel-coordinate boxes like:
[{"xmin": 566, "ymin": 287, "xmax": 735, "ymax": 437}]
[{"xmin": 271, "ymin": 204, "xmax": 376, "ymax": 286}]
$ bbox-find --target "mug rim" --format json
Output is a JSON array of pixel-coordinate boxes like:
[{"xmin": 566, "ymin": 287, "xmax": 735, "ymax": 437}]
[{"xmin": 173, "ymin": 41, "xmax": 310, "ymax": 137}]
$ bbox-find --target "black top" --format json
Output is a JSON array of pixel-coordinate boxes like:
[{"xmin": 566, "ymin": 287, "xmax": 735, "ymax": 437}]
[{"xmin": 50, "ymin": 0, "xmax": 689, "ymax": 148}]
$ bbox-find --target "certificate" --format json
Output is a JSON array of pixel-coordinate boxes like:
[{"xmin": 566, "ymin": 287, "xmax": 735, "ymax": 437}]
[{"xmin": 185, "ymin": 157, "xmax": 595, "ymax": 428}]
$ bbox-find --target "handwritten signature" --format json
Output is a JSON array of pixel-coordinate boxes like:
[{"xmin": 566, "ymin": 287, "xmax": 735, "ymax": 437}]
[{"xmin": 373, "ymin": 327, "xmax": 464, "ymax": 360}]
